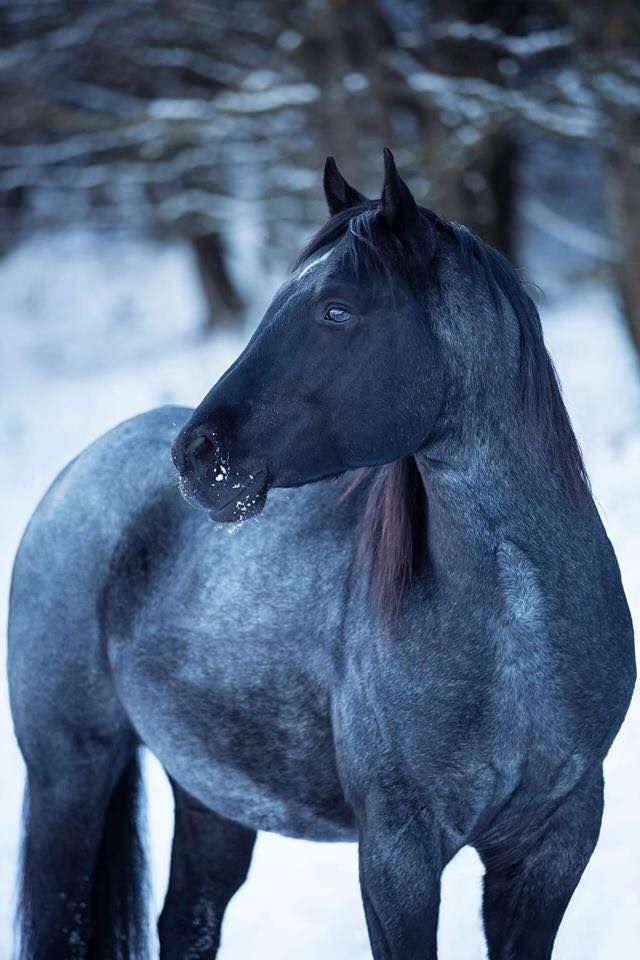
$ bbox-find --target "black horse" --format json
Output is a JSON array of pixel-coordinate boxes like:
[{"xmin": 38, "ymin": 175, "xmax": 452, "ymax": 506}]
[{"xmin": 8, "ymin": 150, "xmax": 635, "ymax": 959}]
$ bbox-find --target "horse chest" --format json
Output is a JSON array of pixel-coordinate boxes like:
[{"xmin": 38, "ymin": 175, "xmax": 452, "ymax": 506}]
[{"xmin": 335, "ymin": 566, "xmax": 575, "ymax": 804}]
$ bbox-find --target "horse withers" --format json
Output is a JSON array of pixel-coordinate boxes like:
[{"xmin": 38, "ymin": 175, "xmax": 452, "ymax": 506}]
[{"xmin": 8, "ymin": 150, "xmax": 635, "ymax": 959}]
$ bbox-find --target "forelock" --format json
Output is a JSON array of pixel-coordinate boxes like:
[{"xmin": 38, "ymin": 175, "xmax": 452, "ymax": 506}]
[{"xmin": 292, "ymin": 204, "xmax": 416, "ymax": 286}]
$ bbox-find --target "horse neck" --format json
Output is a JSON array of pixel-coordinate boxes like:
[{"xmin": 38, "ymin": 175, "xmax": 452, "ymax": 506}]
[{"xmin": 415, "ymin": 412, "xmax": 588, "ymax": 578}]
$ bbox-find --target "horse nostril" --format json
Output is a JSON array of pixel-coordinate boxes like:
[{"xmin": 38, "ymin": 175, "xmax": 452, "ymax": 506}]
[{"xmin": 185, "ymin": 429, "xmax": 216, "ymax": 477}]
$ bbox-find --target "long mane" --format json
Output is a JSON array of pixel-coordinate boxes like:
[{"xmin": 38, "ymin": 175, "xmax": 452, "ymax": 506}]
[{"xmin": 297, "ymin": 206, "xmax": 589, "ymax": 616}]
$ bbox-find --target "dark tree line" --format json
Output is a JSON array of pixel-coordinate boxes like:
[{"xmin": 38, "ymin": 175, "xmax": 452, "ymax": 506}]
[{"xmin": 0, "ymin": 0, "xmax": 639, "ymax": 350}]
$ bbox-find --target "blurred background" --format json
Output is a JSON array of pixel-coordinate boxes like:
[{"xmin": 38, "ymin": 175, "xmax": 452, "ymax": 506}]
[
  {"xmin": 1, "ymin": 0, "xmax": 640, "ymax": 337},
  {"xmin": 1, "ymin": 2, "xmax": 639, "ymax": 958}
]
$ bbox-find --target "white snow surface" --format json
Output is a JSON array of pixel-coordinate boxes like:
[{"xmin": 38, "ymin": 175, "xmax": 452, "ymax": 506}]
[{"xmin": 0, "ymin": 229, "xmax": 638, "ymax": 958}]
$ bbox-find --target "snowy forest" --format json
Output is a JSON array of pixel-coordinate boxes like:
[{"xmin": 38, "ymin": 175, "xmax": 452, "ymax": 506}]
[
  {"xmin": 1, "ymin": 2, "xmax": 639, "ymax": 958},
  {"xmin": 2, "ymin": 0, "xmax": 640, "ymax": 344}
]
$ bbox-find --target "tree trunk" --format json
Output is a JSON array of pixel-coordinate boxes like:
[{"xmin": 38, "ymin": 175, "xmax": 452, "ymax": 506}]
[
  {"xmin": 192, "ymin": 232, "xmax": 244, "ymax": 332},
  {"xmin": 605, "ymin": 134, "xmax": 640, "ymax": 357},
  {"xmin": 566, "ymin": 0, "xmax": 640, "ymax": 360},
  {"xmin": 461, "ymin": 130, "xmax": 519, "ymax": 259}
]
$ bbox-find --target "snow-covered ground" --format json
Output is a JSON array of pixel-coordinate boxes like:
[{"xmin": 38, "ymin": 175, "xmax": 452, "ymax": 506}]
[{"xmin": 0, "ymin": 228, "xmax": 638, "ymax": 958}]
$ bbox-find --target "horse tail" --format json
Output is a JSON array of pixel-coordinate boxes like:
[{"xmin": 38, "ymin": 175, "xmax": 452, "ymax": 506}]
[
  {"xmin": 16, "ymin": 747, "xmax": 150, "ymax": 960},
  {"xmin": 90, "ymin": 750, "xmax": 150, "ymax": 960}
]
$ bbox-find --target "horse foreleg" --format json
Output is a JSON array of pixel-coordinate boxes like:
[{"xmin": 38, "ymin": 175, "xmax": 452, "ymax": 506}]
[
  {"xmin": 479, "ymin": 769, "xmax": 604, "ymax": 960},
  {"xmin": 357, "ymin": 799, "xmax": 453, "ymax": 960}
]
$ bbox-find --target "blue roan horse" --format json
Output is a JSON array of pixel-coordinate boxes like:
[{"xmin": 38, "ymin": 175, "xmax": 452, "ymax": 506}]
[{"xmin": 8, "ymin": 151, "xmax": 636, "ymax": 959}]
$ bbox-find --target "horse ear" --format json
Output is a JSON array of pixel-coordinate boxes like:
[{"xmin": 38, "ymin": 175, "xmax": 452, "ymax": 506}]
[
  {"xmin": 380, "ymin": 147, "xmax": 419, "ymax": 235},
  {"xmin": 323, "ymin": 157, "xmax": 367, "ymax": 215}
]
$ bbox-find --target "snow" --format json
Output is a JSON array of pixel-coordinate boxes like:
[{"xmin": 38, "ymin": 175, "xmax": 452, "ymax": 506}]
[
  {"xmin": 431, "ymin": 21, "xmax": 574, "ymax": 58},
  {"xmin": 215, "ymin": 83, "xmax": 321, "ymax": 115},
  {"xmin": 0, "ymin": 228, "xmax": 638, "ymax": 957}
]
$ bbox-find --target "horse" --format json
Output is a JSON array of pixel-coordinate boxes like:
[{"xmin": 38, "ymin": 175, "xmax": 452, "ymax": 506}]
[{"xmin": 8, "ymin": 149, "xmax": 635, "ymax": 960}]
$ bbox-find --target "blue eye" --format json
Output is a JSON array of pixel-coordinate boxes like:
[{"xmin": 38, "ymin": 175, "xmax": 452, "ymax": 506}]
[{"xmin": 325, "ymin": 307, "xmax": 352, "ymax": 324}]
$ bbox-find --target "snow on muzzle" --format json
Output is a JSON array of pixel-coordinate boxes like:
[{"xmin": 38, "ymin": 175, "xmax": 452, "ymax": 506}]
[{"xmin": 171, "ymin": 423, "xmax": 269, "ymax": 522}]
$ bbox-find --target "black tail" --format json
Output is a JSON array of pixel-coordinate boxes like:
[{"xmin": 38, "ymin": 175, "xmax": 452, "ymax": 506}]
[
  {"xmin": 16, "ymin": 749, "xmax": 150, "ymax": 960},
  {"xmin": 91, "ymin": 751, "xmax": 150, "ymax": 960}
]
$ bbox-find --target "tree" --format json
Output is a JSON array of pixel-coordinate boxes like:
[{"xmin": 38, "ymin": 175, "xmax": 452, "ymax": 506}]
[
  {"xmin": 0, "ymin": 1, "xmax": 639, "ymax": 350},
  {"xmin": 562, "ymin": 0, "xmax": 640, "ymax": 354}
]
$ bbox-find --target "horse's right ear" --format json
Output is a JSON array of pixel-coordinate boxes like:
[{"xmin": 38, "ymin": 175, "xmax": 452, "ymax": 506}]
[
  {"xmin": 380, "ymin": 147, "xmax": 419, "ymax": 237},
  {"xmin": 323, "ymin": 157, "xmax": 367, "ymax": 216}
]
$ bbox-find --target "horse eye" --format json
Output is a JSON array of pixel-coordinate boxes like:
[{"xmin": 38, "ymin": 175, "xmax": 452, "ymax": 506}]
[{"xmin": 325, "ymin": 307, "xmax": 352, "ymax": 324}]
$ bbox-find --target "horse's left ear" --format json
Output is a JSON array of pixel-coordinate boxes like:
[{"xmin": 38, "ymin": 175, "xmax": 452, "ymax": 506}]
[
  {"xmin": 323, "ymin": 157, "xmax": 368, "ymax": 215},
  {"xmin": 380, "ymin": 147, "xmax": 419, "ymax": 236}
]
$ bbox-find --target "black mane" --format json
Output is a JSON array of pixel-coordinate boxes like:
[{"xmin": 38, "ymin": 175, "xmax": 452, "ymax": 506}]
[{"xmin": 449, "ymin": 221, "xmax": 588, "ymax": 494}]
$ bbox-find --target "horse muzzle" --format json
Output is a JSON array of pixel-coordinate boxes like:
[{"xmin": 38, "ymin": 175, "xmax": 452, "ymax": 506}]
[{"xmin": 171, "ymin": 422, "xmax": 269, "ymax": 522}]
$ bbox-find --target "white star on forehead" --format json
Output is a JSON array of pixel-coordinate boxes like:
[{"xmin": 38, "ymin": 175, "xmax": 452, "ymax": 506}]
[{"xmin": 295, "ymin": 245, "xmax": 335, "ymax": 281}]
